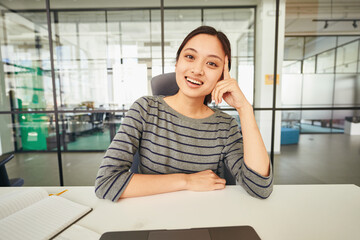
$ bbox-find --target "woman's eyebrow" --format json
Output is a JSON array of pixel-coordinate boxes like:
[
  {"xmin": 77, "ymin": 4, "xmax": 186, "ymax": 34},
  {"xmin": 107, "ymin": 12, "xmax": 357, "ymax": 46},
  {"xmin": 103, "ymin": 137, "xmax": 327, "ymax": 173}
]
[{"xmin": 183, "ymin": 48, "xmax": 222, "ymax": 61}]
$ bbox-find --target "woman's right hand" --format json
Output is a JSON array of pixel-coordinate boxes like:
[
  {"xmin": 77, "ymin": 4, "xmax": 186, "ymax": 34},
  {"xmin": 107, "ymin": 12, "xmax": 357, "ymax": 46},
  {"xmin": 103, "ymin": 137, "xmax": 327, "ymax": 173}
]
[{"xmin": 185, "ymin": 170, "xmax": 226, "ymax": 191}]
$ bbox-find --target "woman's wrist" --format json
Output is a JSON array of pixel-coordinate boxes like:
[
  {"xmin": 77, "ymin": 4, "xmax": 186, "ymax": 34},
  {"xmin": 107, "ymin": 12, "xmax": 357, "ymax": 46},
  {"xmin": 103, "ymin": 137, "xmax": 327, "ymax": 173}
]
[{"xmin": 235, "ymin": 101, "xmax": 252, "ymax": 115}]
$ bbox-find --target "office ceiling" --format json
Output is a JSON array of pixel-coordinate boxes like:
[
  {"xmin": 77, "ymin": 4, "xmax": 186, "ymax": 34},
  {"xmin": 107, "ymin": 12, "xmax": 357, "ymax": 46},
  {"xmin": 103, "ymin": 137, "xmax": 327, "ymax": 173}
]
[{"xmin": 285, "ymin": 0, "xmax": 360, "ymax": 35}]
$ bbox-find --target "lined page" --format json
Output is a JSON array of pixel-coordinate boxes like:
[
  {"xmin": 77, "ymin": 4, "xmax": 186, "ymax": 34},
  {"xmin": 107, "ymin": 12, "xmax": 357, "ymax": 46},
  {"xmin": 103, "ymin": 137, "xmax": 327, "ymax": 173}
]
[
  {"xmin": 0, "ymin": 188, "xmax": 48, "ymax": 220},
  {"xmin": 0, "ymin": 196, "xmax": 92, "ymax": 240},
  {"xmin": 54, "ymin": 224, "xmax": 100, "ymax": 240}
]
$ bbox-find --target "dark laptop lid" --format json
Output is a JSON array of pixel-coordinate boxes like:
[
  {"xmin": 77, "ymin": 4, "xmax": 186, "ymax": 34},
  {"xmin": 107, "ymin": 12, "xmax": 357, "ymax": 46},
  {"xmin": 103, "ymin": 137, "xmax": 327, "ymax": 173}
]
[{"xmin": 100, "ymin": 226, "xmax": 261, "ymax": 240}]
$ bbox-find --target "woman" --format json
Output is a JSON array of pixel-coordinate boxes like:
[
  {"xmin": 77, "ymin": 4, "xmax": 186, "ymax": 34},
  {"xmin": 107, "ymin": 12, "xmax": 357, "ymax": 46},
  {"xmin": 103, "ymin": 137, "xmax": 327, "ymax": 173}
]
[{"xmin": 95, "ymin": 26, "xmax": 273, "ymax": 202}]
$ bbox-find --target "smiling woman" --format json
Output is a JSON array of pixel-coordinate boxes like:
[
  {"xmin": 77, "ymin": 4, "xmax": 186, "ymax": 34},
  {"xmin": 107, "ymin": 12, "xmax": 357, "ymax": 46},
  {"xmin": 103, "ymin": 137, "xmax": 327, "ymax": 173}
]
[{"xmin": 95, "ymin": 26, "xmax": 273, "ymax": 202}]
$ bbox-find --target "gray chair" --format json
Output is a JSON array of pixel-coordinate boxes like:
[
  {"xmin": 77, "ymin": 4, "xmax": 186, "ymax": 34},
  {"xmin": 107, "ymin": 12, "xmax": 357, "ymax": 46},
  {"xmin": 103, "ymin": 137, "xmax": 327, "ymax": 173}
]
[{"xmin": 130, "ymin": 72, "xmax": 236, "ymax": 185}]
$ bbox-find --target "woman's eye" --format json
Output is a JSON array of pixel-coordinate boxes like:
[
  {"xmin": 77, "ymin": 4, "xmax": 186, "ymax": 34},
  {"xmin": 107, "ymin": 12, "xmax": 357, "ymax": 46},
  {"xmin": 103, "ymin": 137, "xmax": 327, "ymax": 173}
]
[
  {"xmin": 207, "ymin": 62, "xmax": 217, "ymax": 67},
  {"xmin": 185, "ymin": 55, "xmax": 194, "ymax": 60}
]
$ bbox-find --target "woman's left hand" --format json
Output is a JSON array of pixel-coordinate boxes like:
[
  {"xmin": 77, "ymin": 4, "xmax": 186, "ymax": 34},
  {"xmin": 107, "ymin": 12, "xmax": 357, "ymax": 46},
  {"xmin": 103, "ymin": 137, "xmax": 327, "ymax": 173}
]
[{"xmin": 211, "ymin": 56, "xmax": 249, "ymax": 110}]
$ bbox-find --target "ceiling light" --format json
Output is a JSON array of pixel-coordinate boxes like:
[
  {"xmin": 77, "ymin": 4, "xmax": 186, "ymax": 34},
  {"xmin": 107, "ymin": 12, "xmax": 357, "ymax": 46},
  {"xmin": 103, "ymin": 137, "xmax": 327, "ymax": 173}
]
[
  {"xmin": 324, "ymin": 21, "xmax": 328, "ymax": 29},
  {"xmin": 353, "ymin": 21, "xmax": 358, "ymax": 28}
]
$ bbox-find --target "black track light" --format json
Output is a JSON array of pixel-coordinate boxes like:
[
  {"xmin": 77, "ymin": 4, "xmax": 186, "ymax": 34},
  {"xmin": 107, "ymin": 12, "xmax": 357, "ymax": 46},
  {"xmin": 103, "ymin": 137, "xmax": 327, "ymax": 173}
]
[{"xmin": 324, "ymin": 21, "xmax": 329, "ymax": 29}]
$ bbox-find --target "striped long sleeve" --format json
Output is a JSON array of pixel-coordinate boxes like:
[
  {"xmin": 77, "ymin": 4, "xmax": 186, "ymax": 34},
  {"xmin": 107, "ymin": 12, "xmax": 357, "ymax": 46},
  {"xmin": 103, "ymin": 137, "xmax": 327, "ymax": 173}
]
[
  {"xmin": 95, "ymin": 96, "xmax": 273, "ymax": 202},
  {"xmin": 223, "ymin": 118, "xmax": 273, "ymax": 199},
  {"xmin": 95, "ymin": 98, "xmax": 146, "ymax": 201}
]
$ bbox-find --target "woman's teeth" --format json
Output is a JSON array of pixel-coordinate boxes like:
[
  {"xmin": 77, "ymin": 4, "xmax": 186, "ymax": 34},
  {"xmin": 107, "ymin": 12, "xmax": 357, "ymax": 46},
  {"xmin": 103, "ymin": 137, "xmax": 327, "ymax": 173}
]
[{"xmin": 186, "ymin": 77, "xmax": 202, "ymax": 85}]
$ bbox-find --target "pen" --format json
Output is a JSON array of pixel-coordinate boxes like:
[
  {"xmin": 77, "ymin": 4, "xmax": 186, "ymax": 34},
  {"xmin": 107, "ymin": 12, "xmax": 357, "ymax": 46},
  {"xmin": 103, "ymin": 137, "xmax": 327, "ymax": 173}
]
[{"xmin": 49, "ymin": 189, "xmax": 68, "ymax": 196}]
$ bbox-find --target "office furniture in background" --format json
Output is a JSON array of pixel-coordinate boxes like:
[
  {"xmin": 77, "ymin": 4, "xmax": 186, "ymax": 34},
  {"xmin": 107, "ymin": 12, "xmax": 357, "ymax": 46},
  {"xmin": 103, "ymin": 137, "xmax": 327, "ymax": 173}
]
[{"xmin": 0, "ymin": 154, "xmax": 24, "ymax": 186}]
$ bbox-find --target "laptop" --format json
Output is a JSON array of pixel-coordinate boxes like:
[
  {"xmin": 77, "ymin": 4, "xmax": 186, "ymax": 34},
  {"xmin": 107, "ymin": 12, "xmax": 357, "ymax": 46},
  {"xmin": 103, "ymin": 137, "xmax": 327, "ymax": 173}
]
[{"xmin": 100, "ymin": 226, "xmax": 261, "ymax": 240}]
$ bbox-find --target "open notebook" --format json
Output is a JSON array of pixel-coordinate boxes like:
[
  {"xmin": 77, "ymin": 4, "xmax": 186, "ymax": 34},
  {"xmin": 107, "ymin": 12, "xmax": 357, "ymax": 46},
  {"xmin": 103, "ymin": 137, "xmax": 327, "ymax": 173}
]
[{"xmin": 0, "ymin": 188, "xmax": 92, "ymax": 240}]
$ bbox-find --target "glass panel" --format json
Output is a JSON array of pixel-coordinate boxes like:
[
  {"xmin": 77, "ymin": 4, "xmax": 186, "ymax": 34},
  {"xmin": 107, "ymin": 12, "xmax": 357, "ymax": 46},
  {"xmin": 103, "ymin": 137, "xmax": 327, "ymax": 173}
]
[
  {"xmin": 60, "ymin": 111, "xmax": 120, "ymax": 186},
  {"xmin": 6, "ymin": 152, "xmax": 60, "ymax": 186},
  {"xmin": 163, "ymin": 9, "xmax": 202, "ymax": 60},
  {"xmin": 254, "ymin": 110, "xmax": 274, "ymax": 153},
  {"xmin": 302, "ymin": 74, "xmax": 334, "ymax": 107},
  {"xmin": 150, "ymin": 10, "xmax": 162, "ymax": 60},
  {"xmin": 58, "ymin": 111, "xmax": 111, "ymax": 151},
  {"xmin": 281, "ymin": 110, "xmax": 301, "ymax": 129},
  {"xmin": 303, "ymin": 56, "xmax": 315, "ymax": 74},
  {"xmin": 278, "ymin": 1, "xmax": 360, "ymax": 186},
  {"xmin": 336, "ymin": 41, "xmax": 358, "ymax": 73},
  {"xmin": 275, "ymin": 123, "xmax": 358, "ymax": 185},
  {"xmin": 0, "ymin": 1, "xmax": 54, "ymax": 111},
  {"xmin": 317, "ymin": 49, "xmax": 335, "ymax": 73},
  {"xmin": 300, "ymin": 110, "xmax": 339, "ymax": 133},
  {"xmin": 281, "ymin": 74, "xmax": 302, "ymax": 107},
  {"xmin": 165, "ymin": 0, "xmax": 248, "ymax": 7},
  {"xmin": 15, "ymin": 113, "xmax": 55, "ymax": 151},
  {"xmin": 52, "ymin": 9, "xmax": 157, "ymax": 111},
  {"xmin": 204, "ymin": 8, "xmax": 255, "ymax": 107},
  {"xmin": 276, "ymin": 109, "xmax": 360, "ymax": 184},
  {"xmin": 333, "ymin": 110, "xmax": 356, "ymax": 131},
  {"xmin": 283, "ymin": 61, "xmax": 301, "ymax": 74},
  {"xmin": 359, "ymin": 41, "xmax": 360, "ymax": 73},
  {"xmin": 334, "ymin": 74, "xmax": 360, "ymax": 107},
  {"xmin": 284, "ymin": 37, "xmax": 304, "ymax": 60},
  {"xmin": 304, "ymin": 37, "xmax": 336, "ymax": 59},
  {"xmin": 62, "ymin": 152, "xmax": 104, "ymax": 186},
  {"xmin": 224, "ymin": 109, "xmax": 275, "ymax": 154},
  {"xmin": 337, "ymin": 36, "xmax": 360, "ymax": 46}
]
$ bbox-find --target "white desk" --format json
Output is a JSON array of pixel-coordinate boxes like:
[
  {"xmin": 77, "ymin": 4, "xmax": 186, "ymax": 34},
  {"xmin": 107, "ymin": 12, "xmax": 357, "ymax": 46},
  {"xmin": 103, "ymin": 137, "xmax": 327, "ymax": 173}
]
[{"xmin": 1, "ymin": 185, "xmax": 360, "ymax": 240}]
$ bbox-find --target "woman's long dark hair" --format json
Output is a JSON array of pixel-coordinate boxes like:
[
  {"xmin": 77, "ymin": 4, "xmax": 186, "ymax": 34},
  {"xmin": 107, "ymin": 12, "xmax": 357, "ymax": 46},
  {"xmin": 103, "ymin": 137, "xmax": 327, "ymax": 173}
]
[{"xmin": 176, "ymin": 26, "xmax": 232, "ymax": 105}]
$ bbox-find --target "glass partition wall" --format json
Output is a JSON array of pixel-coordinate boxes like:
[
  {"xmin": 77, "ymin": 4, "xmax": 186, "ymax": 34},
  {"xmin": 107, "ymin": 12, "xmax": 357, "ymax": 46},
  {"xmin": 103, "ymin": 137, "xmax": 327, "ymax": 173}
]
[
  {"xmin": 276, "ymin": 0, "xmax": 360, "ymax": 186},
  {"xmin": 1, "ymin": 0, "xmax": 359, "ymax": 187},
  {"xmin": 282, "ymin": 36, "xmax": 360, "ymax": 134},
  {"xmin": 0, "ymin": 0, "xmax": 264, "ymax": 186}
]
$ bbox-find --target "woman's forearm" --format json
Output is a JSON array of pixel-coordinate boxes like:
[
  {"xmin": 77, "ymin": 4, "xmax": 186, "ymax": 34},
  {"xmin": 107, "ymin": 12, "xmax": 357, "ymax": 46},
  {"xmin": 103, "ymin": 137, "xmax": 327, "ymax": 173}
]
[
  {"xmin": 120, "ymin": 173, "xmax": 187, "ymax": 199},
  {"xmin": 237, "ymin": 103, "xmax": 270, "ymax": 177},
  {"xmin": 120, "ymin": 170, "xmax": 226, "ymax": 200}
]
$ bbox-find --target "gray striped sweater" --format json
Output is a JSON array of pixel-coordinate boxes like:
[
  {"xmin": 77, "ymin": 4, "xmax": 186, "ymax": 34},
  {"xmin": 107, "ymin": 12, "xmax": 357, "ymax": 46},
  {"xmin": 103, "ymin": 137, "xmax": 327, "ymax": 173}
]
[{"xmin": 95, "ymin": 96, "xmax": 273, "ymax": 202}]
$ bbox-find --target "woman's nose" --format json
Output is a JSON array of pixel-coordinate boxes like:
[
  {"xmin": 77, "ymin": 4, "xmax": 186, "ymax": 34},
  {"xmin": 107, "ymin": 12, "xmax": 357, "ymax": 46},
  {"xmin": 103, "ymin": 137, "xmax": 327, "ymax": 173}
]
[{"xmin": 191, "ymin": 62, "xmax": 204, "ymax": 75}]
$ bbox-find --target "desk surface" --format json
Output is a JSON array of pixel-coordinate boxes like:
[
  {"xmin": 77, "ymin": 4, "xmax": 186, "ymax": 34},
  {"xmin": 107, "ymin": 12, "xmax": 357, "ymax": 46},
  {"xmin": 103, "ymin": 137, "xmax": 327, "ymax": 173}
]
[{"xmin": 1, "ymin": 185, "xmax": 360, "ymax": 240}]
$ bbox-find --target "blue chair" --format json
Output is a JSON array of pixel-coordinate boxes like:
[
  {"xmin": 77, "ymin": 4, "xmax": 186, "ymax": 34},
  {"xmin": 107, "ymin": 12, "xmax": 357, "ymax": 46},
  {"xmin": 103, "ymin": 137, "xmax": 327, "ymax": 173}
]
[{"xmin": 130, "ymin": 72, "xmax": 236, "ymax": 185}]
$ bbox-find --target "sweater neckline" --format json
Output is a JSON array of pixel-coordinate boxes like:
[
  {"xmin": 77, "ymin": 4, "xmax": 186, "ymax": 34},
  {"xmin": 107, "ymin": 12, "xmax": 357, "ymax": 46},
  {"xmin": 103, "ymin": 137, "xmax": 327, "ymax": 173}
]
[{"xmin": 157, "ymin": 95, "xmax": 220, "ymax": 123}]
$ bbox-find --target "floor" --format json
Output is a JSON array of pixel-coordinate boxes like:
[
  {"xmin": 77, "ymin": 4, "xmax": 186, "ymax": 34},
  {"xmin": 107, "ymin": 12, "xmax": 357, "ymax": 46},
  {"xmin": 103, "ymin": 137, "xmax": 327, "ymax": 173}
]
[
  {"xmin": 5, "ymin": 134, "xmax": 360, "ymax": 187},
  {"xmin": 274, "ymin": 134, "xmax": 360, "ymax": 186}
]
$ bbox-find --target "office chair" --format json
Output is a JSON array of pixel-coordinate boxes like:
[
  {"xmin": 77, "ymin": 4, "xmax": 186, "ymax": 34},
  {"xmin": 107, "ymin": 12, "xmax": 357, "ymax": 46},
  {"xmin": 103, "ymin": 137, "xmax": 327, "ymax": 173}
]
[
  {"xmin": 130, "ymin": 72, "xmax": 236, "ymax": 185},
  {"xmin": 0, "ymin": 154, "xmax": 24, "ymax": 186}
]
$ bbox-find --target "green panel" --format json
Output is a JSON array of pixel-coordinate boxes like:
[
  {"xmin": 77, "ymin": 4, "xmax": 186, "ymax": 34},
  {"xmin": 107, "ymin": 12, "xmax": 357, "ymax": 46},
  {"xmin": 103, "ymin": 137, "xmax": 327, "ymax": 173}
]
[{"xmin": 19, "ymin": 114, "xmax": 49, "ymax": 150}]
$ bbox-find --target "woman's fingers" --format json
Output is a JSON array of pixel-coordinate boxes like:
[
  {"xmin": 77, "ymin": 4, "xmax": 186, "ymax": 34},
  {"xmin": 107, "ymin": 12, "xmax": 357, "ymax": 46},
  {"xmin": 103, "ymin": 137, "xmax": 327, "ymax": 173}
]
[
  {"xmin": 212, "ymin": 80, "xmax": 235, "ymax": 104},
  {"xmin": 186, "ymin": 170, "xmax": 226, "ymax": 191},
  {"xmin": 223, "ymin": 56, "xmax": 231, "ymax": 80}
]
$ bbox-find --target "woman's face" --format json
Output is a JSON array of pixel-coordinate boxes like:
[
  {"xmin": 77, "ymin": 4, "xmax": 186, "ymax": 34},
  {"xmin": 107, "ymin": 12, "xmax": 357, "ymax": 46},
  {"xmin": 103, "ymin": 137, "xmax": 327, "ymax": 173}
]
[{"xmin": 175, "ymin": 34, "xmax": 225, "ymax": 100}]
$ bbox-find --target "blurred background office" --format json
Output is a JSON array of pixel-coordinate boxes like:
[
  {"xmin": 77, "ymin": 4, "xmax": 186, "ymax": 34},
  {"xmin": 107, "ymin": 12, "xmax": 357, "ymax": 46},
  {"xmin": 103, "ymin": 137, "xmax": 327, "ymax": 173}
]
[{"xmin": 0, "ymin": 0, "xmax": 359, "ymax": 186}]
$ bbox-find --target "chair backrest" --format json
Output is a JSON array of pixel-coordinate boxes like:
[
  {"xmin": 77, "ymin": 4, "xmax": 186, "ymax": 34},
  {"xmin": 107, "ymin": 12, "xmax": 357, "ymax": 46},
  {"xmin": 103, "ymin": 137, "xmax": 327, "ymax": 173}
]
[{"xmin": 151, "ymin": 72, "xmax": 178, "ymax": 96}]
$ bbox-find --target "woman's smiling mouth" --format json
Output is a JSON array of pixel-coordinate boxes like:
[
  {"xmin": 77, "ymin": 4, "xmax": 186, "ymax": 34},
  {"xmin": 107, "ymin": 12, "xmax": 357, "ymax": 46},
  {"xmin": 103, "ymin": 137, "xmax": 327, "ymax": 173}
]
[{"xmin": 185, "ymin": 76, "xmax": 203, "ymax": 86}]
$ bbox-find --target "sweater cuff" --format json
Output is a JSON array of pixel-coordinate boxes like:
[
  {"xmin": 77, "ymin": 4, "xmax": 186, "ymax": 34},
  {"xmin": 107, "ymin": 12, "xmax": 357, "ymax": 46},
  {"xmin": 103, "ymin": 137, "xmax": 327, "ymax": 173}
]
[{"xmin": 240, "ymin": 161, "xmax": 273, "ymax": 199}]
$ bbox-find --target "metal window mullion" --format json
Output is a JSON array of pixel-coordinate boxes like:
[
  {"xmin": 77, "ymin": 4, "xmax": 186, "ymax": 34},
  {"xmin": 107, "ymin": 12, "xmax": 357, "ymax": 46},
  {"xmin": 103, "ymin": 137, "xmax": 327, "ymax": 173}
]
[
  {"xmin": 45, "ymin": 0, "xmax": 64, "ymax": 186},
  {"xmin": 270, "ymin": 0, "xmax": 280, "ymax": 165}
]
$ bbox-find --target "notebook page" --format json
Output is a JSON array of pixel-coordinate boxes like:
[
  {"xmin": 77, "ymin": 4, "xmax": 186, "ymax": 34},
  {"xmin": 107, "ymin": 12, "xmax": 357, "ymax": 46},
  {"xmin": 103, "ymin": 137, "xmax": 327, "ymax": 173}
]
[
  {"xmin": 54, "ymin": 224, "xmax": 100, "ymax": 240},
  {"xmin": 0, "ymin": 188, "xmax": 48, "ymax": 220},
  {"xmin": 0, "ymin": 196, "xmax": 92, "ymax": 240}
]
